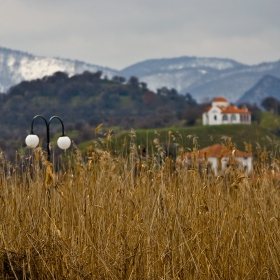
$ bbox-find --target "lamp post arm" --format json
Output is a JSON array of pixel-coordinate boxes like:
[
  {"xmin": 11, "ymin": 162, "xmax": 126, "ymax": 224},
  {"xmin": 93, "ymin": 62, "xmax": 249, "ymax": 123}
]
[
  {"xmin": 30, "ymin": 115, "xmax": 48, "ymax": 134},
  {"xmin": 28, "ymin": 115, "xmax": 68, "ymax": 161},
  {"xmin": 31, "ymin": 115, "xmax": 50, "ymax": 160},
  {"xmin": 48, "ymin": 116, "xmax": 66, "ymax": 136}
]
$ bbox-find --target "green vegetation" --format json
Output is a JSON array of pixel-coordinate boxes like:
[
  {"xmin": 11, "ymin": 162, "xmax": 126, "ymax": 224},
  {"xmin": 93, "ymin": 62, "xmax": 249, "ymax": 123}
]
[
  {"xmin": 0, "ymin": 71, "xmax": 198, "ymax": 159},
  {"xmin": 0, "ymin": 69, "xmax": 278, "ymax": 162},
  {"xmin": 260, "ymin": 111, "xmax": 280, "ymax": 129},
  {"xmin": 76, "ymin": 123, "xmax": 279, "ymax": 157}
]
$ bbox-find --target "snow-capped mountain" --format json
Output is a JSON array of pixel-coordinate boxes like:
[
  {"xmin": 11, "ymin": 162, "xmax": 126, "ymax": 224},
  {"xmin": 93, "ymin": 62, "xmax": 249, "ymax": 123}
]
[
  {"xmin": 120, "ymin": 57, "xmax": 280, "ymax": 103},
  {"xmin": 120, "ymin": 56, "xmax": 243, "ymax": 77},
  {"xmin": 184, "ymin": 61, "xmax": 280, "ymax": 103},
  {"xmin": 237, "ymin": 75, "xmax": 280, "ymax": 106},
  {"xmin": 1, "ymin": 46, "xmax": 280, "ymax": 104},
  {"xmin": 119, "ymin": 57, "xmax": 245, "ymax": 94},
  {"xmin": 0, "ymin": 46, "xmax": 118, "ymax": 93}
]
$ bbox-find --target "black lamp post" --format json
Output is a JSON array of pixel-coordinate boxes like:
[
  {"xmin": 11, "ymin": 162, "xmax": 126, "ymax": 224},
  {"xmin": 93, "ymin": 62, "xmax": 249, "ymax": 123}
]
[{"xmin": 25, "ymin": 115, "xmax": 71, "ymax": 161}]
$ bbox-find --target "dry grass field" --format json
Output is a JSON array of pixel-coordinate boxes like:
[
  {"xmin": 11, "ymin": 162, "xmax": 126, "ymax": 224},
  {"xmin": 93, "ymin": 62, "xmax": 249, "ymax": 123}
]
[{"xmin": 1, "ymin": 134, "xmax": 280, "ymax": 279}]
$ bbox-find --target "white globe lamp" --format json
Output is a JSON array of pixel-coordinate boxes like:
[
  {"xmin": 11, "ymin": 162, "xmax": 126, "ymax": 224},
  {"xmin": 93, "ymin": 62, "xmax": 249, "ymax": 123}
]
[
  {"xmin": 57, "ymin": 136, "xmax": 71, "ymax": 150},
  {"xmin": 25, "ymin": 134, "xmax": 40, "ymax": 148}
]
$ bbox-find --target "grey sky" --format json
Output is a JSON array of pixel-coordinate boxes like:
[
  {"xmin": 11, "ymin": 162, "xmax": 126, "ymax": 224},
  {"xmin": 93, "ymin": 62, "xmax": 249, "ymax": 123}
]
[{"xmin": 1, "ymin": 0, "xmax": 279, "ymax": 70}]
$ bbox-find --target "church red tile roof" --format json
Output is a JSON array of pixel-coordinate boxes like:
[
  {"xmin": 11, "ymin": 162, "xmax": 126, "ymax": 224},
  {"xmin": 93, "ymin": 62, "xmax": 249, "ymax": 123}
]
[
  {"xmin": 221, "ymin": 105, "xmax": 251, "ymax": 114},
  {"xmin": 197, "ymin": 144, "xmax": 251, "ymax": 157},
  {"xmin": 202, "ymin": 98, "xmax": 252, "ymax": 115},
  {"xmin": 213, "ymin": 97, "xmax": 228, "ymax": 102},
  {"xmin": 185, "ymin": 144, "xmax": 252, "ymax": 159}
]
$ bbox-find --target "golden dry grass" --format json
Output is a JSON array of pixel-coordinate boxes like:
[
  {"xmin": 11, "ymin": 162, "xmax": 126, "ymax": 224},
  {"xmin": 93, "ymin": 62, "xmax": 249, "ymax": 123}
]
[{"xmin": 0, "ymin": 137, "xmax": 280, "ymax": 279}]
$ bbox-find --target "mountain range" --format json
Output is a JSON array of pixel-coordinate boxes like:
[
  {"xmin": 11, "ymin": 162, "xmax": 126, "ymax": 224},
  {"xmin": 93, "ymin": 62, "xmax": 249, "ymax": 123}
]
[
  {"xmin": 237, "ymin": 75, "xmax": 280, "ymax": 106},
  {"xmin": 119, "ymin": 57, "xmax": 280, "ymax": 105},
  {"xmin": 0, "ymin": 46, "xmax": 118, "ymax": 93},
  {"xmin": 1, "ymin": 46, "xmax": 280, "ymax": 105}
]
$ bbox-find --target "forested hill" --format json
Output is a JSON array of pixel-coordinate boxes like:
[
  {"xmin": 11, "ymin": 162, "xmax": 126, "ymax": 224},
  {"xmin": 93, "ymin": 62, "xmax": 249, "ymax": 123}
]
[{"xmin": 0, "ymin": 71, "xmax": 198, "ymax": 157}]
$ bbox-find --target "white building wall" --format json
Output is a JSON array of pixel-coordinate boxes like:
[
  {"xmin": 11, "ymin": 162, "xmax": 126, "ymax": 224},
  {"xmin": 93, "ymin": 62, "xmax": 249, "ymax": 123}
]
[
  {"xmin": 207, "ymin": 156, "xmax": 252, "ymax": 175},
  {"xmin": 212, "ymin": 101, "xmax": 229, "ymax": 107},
  {"xmin": 207, "ymin": 157, "xmax": 218, "ymax": 174},
  {"xmin": 208, "ymin": 108, "xmax": 223, "ymax": 125},
  {"xmin": 231, "ymin": 113, "xmax": 240, "ymax": 124},
  {"xmin": 221, "ymin": 157, "xmax": 229, "ymax": 170},
  {"xmin": 238, "ymin": 156, "xmax": 252, "ymax": 174},
  {"xmin": 202, "ymin": 113, "xmax": 208, "ymax": 125},
  {"xmin": 234, "ymin": 114, "xmax": 240, "ymax": 124},
  {"xmin": 222, "ymin": 115, "xmax": 229, "ymax": 124}
]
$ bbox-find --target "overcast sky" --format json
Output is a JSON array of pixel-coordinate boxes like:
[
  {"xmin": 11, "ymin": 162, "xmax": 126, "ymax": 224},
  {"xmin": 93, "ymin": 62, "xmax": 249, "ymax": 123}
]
[{"xmin": 1, "ymin": 0, "xmax": 280, "ymax": 70}]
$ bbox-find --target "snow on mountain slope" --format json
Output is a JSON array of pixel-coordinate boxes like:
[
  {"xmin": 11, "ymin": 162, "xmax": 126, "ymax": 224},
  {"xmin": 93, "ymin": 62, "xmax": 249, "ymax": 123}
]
[
  {"xmin": 236, "ymin": 75, "xmax": 280, "ymax": 106},
  {"xmin": 1, "ymin": 46, "xmax": 280, "ymax": 105},
  {"xmin": 183, "ymin": 61, "xmax": 280, "ymax": 103},
  {"xmin": 119, "ymin": 56, "xmax": 249, "ymax": 102},
  {"xmin": 120, "ymin": 56, "xmax": 244, "ymax": 78},
  {"xmin": 139, "ymin": 68, "xmax": 208, "ymax": 93},
  {"xmin": 0, "ymin": 47, "xmax": 118, "ymax": 93},
  {"xmin": 120, "ymin": 57, "xmax": 280, "ymax": 103}
]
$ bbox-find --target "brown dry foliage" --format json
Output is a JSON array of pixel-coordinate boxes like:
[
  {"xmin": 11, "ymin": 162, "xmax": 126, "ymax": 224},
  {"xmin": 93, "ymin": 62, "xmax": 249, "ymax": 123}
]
[{"xmin": 0, "ymin": 138, "xmax": 280, "ymax": 279}]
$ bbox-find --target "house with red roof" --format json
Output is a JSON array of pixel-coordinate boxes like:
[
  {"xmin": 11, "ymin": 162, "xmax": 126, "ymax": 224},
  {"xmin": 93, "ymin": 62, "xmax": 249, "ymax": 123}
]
[
  {"xmin": 202, "ymin": 97, "xmax": 251, "ymax": 125},
  {"xmin": 183, "ymin": 143, "xmax": 252, "ymax": 175}
]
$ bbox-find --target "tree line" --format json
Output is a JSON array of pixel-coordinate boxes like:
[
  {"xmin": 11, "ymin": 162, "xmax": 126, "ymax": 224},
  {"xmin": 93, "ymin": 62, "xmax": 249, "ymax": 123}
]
[
  {"xmin": 0, "ymin": 70, "xmax": 276, "ymax": 160},
  {"xmin": 0, "ymin": 71, "xmax": 203, "ymax": 158}
]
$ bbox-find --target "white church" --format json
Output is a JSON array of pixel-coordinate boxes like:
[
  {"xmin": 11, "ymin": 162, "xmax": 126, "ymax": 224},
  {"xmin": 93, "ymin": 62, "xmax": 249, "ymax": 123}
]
[{"xmin": 202, "ymin": 97, "xmax": 251, "ymax": 125}]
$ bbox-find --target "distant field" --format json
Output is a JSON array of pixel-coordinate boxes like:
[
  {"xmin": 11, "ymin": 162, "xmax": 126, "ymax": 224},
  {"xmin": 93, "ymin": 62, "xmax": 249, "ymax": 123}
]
[{"xmin": 76, "ymin": 123, "xmax": 279, "ymax": 156}]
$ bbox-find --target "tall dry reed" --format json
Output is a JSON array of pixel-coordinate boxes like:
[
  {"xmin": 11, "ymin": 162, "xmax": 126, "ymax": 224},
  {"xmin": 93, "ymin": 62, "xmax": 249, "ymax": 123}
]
[{"xmin": 0, "ymin": 136, "xmax": 280, "ymax": 279}]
